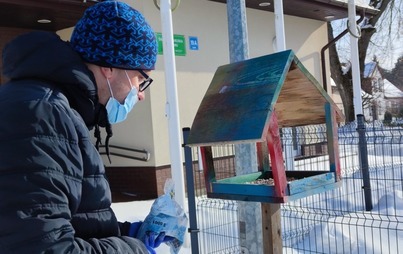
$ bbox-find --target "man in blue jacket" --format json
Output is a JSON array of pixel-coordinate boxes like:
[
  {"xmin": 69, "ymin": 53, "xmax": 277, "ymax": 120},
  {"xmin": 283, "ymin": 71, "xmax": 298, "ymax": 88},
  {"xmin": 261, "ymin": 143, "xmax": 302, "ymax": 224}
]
[{"xmin": 0, "ymin": 1, "xmax": 168, "ymax": 253}]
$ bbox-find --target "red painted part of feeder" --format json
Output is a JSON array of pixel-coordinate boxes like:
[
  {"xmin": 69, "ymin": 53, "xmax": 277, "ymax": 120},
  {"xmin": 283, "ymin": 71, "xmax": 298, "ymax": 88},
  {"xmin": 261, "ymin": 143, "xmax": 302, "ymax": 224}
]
[{"xmin": 266, "ymin": 111, "xmax": 287, "ymax": 198}]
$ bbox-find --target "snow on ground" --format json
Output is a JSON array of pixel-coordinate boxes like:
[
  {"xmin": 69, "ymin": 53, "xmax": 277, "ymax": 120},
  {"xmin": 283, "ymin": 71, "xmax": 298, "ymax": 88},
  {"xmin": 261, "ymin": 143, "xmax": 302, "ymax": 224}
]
[{"xmin": 112, "ymin": 188, "xmax": 403, "ymax": 253}]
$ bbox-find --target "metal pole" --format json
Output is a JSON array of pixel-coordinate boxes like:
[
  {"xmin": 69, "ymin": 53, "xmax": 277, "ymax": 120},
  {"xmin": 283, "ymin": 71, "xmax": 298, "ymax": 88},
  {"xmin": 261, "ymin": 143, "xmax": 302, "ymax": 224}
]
[
  {"xmin": 274, "ymin": 0, "xmax": 286, "ymax": 51},
  {"xmin": 226, "ymin": 1, "xmax": 265, "ymax": 253},
  {"xmin": 182, "ymin": 128, "xmax": 200, "ymax": 254},
  {"xmin": 357, "ymin": 115, "xmax": 373, "ymax": 210},
  {"xmin": 348, "ymin": 0, "xmax": 372, "ymax": 211},
  {"xmin": 274, "ymin": 0, "xmax": 295, "ymax": 173},
  {"xmin": 159, "ymin": 0, "xmax": 186, "ymax": 212},
  {"xmin": 348, "ymin": 0, "xmax": 363, "ymax": 116}
]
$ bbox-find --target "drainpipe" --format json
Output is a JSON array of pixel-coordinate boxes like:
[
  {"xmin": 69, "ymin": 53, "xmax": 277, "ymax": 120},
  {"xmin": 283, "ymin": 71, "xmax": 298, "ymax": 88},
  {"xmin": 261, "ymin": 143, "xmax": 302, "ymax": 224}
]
[{"xmin": 320, "ymin": 12, "xmax": 364, "ymax": 92}]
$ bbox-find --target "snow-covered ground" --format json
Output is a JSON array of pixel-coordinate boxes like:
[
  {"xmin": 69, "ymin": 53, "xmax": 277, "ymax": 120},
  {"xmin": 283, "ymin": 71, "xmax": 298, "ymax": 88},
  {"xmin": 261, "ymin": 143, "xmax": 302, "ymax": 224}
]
[
  {"xmin": 112, "ymin": 170, "xmax": 403, "ymax": 253},
  {"xmin": 112, "ymin": 127, "xmax": 403, "ymax": 253}
]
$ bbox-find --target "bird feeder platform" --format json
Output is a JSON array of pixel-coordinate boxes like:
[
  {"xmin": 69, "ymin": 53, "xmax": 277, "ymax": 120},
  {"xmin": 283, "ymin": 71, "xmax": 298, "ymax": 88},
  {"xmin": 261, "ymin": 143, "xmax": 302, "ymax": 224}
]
[{"xmin": 208, "ymin": 170, "xmax": 340, "ymax": 203}]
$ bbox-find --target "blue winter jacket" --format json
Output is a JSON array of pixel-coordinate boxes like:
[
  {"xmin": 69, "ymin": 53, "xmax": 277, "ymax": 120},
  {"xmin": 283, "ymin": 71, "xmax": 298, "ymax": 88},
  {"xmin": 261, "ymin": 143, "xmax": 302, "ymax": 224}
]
[{"xmin": 0, "ymin": 31, "xmax": 148, "ymax": 253}]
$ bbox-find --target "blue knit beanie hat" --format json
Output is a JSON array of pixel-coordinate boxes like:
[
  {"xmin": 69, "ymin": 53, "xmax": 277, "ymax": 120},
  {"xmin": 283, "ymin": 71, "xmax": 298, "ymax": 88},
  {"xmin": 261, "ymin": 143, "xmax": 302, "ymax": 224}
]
[{"xmin": 70, "ymin": 1, "xmax": 157, "ymax": 70}]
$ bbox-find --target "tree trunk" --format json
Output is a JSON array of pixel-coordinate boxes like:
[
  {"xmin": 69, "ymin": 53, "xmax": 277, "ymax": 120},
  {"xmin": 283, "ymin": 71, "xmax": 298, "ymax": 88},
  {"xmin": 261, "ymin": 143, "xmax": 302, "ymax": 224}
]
[{"xmin": 328, "ymin": 23, "xmax": 356, "ymax": 122}]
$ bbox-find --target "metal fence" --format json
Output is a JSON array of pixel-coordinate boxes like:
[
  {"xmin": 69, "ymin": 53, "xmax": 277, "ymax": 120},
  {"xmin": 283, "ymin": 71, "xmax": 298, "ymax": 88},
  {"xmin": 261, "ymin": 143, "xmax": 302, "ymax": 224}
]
[{"xmin": 184, "ymin": 121, "xmax": 403, "ymax": 254}]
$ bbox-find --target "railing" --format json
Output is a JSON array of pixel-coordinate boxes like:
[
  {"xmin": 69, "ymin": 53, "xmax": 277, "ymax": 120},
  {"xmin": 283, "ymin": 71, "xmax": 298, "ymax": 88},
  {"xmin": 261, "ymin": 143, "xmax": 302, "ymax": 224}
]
[{"xmin": 99, "ymin": 145, "xmax": 150, "ymax": 162}]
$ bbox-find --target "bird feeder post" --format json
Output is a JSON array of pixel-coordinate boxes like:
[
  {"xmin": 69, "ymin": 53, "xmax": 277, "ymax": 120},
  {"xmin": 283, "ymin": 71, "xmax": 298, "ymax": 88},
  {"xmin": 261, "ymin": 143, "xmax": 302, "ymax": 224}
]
[{"xmin": 261, "ymin": 202, "xmax": 282, "ymax": 254}]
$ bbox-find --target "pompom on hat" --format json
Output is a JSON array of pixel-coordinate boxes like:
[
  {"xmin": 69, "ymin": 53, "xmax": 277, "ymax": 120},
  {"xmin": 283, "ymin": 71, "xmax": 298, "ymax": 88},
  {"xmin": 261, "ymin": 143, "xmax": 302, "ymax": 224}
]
[{"xmin": 70, "ymin": 0, "xmax": 157, "ymax": 70}]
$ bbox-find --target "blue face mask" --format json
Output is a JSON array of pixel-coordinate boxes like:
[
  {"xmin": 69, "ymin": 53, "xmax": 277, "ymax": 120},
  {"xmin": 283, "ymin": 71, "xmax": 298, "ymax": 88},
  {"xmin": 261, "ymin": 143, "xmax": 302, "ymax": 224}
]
[{"xmin": 106, "ymin": 71, "xmax": 139, "ymax": 124}]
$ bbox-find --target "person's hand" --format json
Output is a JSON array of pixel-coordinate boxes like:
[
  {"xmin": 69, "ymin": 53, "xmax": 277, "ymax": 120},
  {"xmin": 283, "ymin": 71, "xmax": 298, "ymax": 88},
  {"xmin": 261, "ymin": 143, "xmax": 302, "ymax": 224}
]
[
  {"xmin": 143, "ymin": 231, "xmax": 175, "ymax": 254},
  {"xmin": 128, "ymin": 221, "xmax": 143, "ymax": 238}
]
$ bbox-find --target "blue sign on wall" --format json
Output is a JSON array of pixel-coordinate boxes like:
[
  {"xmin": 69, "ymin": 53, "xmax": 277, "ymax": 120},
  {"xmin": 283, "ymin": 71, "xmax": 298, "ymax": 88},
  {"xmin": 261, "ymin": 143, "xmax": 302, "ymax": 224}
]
[{"xmin": 189, "ymin": 36, "xmax": 199, "ymax": 50}]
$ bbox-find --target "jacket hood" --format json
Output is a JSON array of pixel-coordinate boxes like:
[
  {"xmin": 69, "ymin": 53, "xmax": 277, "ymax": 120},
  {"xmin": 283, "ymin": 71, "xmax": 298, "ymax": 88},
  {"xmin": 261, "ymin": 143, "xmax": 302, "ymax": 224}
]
[{"xmin": 2, "ymin": 31, "xmax": 104, "ymax": 129}]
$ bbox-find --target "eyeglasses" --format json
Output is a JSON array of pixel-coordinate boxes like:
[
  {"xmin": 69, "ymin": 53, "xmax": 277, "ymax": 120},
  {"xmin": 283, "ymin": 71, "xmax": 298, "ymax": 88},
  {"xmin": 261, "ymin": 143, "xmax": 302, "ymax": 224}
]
[{"xmin": 137, "ymin": 69, "xmax": 153, "ymax": 92}]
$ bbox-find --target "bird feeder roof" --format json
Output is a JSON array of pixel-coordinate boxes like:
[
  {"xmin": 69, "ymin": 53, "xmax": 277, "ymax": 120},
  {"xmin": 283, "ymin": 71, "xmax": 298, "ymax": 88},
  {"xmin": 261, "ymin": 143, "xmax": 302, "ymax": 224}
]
[{"xmin": 187, "ymin": 49, "xmax": 344, "ymax": 146}]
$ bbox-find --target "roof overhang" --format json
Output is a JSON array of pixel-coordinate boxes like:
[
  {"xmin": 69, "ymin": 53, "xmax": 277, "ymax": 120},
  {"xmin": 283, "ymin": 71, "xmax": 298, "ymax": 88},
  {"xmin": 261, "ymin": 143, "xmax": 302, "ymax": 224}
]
[
  {"xmin": 0, "ymin": 0, "xmax": 98, "ymax": 31},
  {"xmin": 207, "ymin": 0, "xmax": 379, "ymax": 21},
  {"xmin": 0, "ymin": 1, "xmax": 380, "ymax": 32}
]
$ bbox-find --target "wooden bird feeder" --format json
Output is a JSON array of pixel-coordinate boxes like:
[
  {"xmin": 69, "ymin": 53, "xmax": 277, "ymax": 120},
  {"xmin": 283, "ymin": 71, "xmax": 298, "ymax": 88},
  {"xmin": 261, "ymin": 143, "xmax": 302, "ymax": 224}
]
[{"xmin": 186, "ymin": 50, "xmax": 344, "ymax": 203}]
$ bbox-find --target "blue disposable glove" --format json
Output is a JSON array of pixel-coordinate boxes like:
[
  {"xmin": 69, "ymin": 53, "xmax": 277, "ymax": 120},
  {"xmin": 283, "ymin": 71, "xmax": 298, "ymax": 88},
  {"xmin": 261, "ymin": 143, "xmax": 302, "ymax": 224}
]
[
  {"xmin": 143, "ymin": 231, "xmax": 176, "ymax": 254},
  {"xmin": 128, "ymin": 222, "xmax": 175, "ymax": 254},
  {"xmin": 128, "ymin": 221, "xmax": 143, "ymax": 238}
]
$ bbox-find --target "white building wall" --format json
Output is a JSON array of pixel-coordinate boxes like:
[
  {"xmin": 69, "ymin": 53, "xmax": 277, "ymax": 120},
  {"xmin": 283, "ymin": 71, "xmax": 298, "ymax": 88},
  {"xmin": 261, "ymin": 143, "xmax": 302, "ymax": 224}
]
[{"xmin": 58, "ymin": 0, "xmax": 330, "ymax": 167}]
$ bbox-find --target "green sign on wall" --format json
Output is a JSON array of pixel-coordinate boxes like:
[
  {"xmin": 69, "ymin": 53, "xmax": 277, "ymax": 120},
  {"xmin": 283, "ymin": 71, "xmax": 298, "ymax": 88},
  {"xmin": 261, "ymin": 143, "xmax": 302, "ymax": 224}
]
[{"xmin": 156, "ymin": 33, "xmax": 187, "ymax": 56}]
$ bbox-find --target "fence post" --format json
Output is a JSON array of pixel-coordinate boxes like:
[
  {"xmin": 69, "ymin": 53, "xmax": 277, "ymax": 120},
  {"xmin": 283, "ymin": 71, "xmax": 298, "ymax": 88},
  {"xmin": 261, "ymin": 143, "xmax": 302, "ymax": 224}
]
[
  {"xmin": 356, "ymin": 114, "xmax": 373, "ymax": 211},
  {"xmin": 182, "ymin": 128, "xmax": 200, "ymax": 253}
]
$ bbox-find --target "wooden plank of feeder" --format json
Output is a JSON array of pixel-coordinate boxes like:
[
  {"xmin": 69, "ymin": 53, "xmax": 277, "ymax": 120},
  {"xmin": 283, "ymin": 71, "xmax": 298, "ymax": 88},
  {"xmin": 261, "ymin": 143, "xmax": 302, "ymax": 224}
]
[
  {"xmin": 217, "ymin": 171, "xmax": 263, "ymax": 184},
  {"xmin": 287, "ymin": 181, "xmax": 342, "ymax": 202},
  {"xmin": 257, "ymin": 137, "xmax": 270, "ymax": 172},
  {"xmin": 274, "ymin": 59, "xmax": 345, "ymax": 128},
  {"xmin": 199, "ymin": 146, "xmax": 215, "ymax": 193},
  {"xmin": 266, "ymin": 111, "xmax": 287, "ymax": 198},
  {"xmin": 325, "ymin": 102, "xmax": 342, "ymax": 180},
  {"xmin": 262, "ymin": 112, "xmax": 283, "ymax": 254},
  {"xmin": 288, "ymin": 172, "xmax": 336, "ymax": 195}
]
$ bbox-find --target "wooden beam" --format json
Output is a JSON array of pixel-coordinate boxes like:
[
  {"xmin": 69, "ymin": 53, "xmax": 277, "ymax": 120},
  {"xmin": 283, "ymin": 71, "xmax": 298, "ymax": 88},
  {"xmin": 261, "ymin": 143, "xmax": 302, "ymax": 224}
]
[
  {"xmin": 266, "ymin": 111, "xmax": 287, "ymax": 197},
  {"xmin": 261, "ymin": 203, "xmax": 282, "ymax": 254},
  {"xmin": 261, "ymin": 112, "xmax": 283, "ymax": 253},
  {"xmin": 325, "ymin": 103, "xmax": 342, "ymax": 181},
  {"xmin": 199, "ymin": 146, "xmax": 215, "ymax": 194}
]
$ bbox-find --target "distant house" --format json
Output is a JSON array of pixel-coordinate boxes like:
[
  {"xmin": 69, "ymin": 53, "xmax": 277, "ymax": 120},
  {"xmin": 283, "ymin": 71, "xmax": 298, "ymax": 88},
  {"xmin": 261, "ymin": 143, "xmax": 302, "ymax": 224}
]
[
  {"xmin": 362, "ymin": 62, "xmax": 386, "ymax": 121},
  {"xmin": 330, "ymin": 62, "xmax": 385, "ymax": 121},
  {"xmin": 384, "ymin": 79, "xmax": 403, "ymax": 116},
  {"xmin": 331, "ymin": 62, "xmax": 402, "ymax": 122},
  {"xmin": 361, "ymin": 62, "xmax": 403, "ymax": 121}
]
